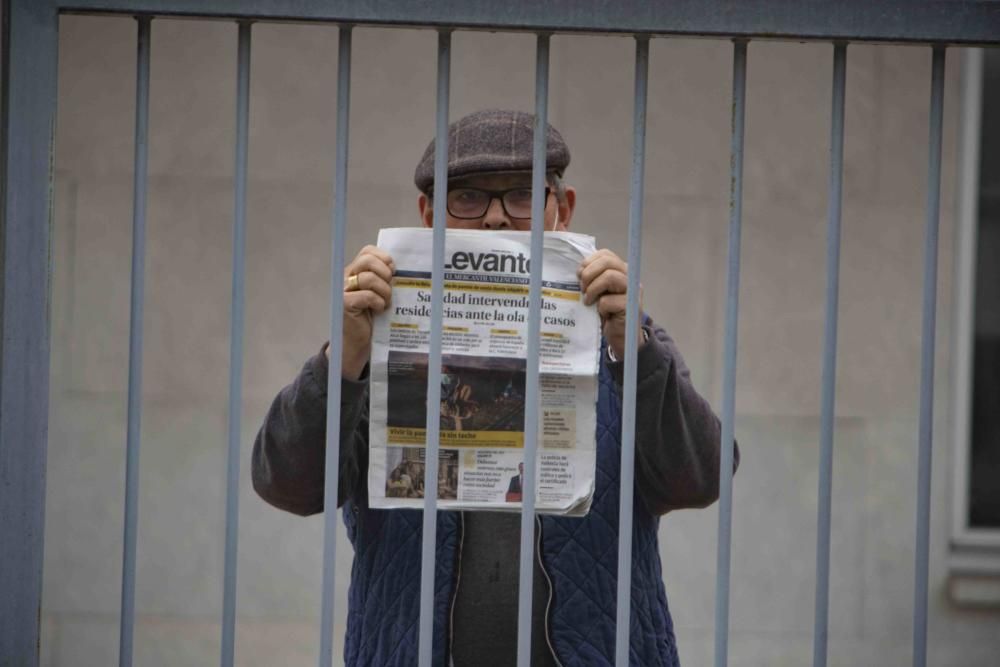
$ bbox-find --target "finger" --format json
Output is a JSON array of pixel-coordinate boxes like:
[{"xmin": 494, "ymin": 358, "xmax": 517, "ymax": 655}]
[
  {"xmin": 356, "ymin": 244, "xmax": 396, "ymax": 268},
  {"xmin": 596, "ymin": 293, "xmax": 629, "ymax": 321},
  {"xmin": 354, "ymin": 270, "xmax": 393, "ymax": 302},
  {"xmin": 579, "ymin": 255, "xmax": 628, "ymax": 291},
  {"xmin": 578, "ymin": 248, "xmax": 622, "ymax": 275},
  {"xmin": 596, "ymin": 286, "xmax": 644, "ymax": 317},
  {"xmin": 344, "ymin": 247, "xmax": 394, "ymax": 282},
  {"xmin": 347, "ymin": 253, "xmax": 395, "ymax": 283},
  {"xmin": 583, "ymin": 269, "xmax": 628, "ymax": 305},
  {"xmin": 578, "ymin": 248, "xmax": 618, "ymax": 269},
  {"xmin": 344, "ymin": 290, "xmax": 388, "ymax": 315}
]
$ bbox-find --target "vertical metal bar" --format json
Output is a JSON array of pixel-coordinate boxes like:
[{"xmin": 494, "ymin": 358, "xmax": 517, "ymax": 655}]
[
  {"xmin": 614, "ymin": 34, "xmax": 649, "ymax": 667},
  {"xmin": 119, "ymin": 16, "xmax": 152, "ymax": 667},
  {"xmin": 516, "ymin": 31, "xmax": 550, "ymax": 667},
  {"xmin": 318, "ymin": 24, "xmax": 352, "ymax": 667},
  {"xmin": 220, "ymin": 20, "xmax": 251, "ymax": 667},
  {"xmin": 0, "ymin": 0, "xmax": 58, "ymax": 662},
  {"xmin": 417, "ymin": 29, "xmax": 451, "ymax": 667},
  {"xmin": 812, "ymin": 42, "xmax": 847, "ymax": 667},
  {"xmin": 913, "ymin": 45, "xmax": 945, "ymax": 667},
  {"xmin": 949, "ymin": 48, "xmax": 984, "ymax": 546},
  {"xmin": 714, "ymin": 39, "xmax": 747, "ymax": 667}
]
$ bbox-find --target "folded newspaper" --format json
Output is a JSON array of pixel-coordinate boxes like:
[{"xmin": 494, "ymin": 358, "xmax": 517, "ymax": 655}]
[{"xmin": 368, "ymin": 228, "xmax": 601, "ymax": 516}]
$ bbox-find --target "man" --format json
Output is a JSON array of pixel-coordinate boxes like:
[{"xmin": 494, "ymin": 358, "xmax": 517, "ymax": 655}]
[
  {"xmin": 252, "ymin": 109, "xmax": 737, "ymax": 666},
  {"xmin": 506, "ymin": 462, "xmax": 525, "ymax": 503}
]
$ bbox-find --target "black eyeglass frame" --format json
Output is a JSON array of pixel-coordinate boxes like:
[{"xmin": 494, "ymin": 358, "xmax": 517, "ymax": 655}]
[{"xmin": 443, "ymin": 186, "xmax": 552, "ymax": 220}]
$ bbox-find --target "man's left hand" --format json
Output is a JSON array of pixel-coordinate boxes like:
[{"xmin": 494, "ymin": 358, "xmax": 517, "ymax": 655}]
[{"xmin": 578, "ymin": 249, "xmax": 644, "ymax": 360}]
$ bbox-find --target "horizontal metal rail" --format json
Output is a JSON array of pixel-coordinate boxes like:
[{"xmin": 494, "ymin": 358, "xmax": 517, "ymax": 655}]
[{"xmin": 55, "ymin": 0, "xmax": 1000, "ymax": 45}]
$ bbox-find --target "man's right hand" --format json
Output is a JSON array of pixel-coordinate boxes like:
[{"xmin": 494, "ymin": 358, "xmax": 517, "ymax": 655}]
[{"xmin": 327, "ymin": 245, "xmax": 395, "ymax": 380}]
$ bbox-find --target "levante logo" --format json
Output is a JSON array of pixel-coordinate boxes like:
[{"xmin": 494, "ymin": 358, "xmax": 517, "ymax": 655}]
[{"xmin": 445, "ymin": 250, "xmax": 530, "ymax": 274}]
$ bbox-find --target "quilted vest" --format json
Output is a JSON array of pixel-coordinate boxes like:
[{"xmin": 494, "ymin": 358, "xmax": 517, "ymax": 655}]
[{"xmin": 342, "ymin": 344, "xmax": 680, "ymax": 666}]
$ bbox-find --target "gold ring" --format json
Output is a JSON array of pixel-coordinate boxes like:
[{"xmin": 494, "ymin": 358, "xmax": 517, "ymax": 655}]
[{"xmin": 345, "ymin": 274, "xmax": 360, "ymax": 292}]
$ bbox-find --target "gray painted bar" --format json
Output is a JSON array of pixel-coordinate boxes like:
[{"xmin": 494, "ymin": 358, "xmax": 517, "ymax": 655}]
[
  {"xmin": 516, "ymin": 32, "xmax": 550, "ymax": 667},
  {"xmin": 56, "ymin": 0, "xmax": 1000, "ymax": 45},
  {"xmin": 714, "ymin": 39, "xmax": 747, "ymax": 667},
  {"xmin": 812, "ymin": 42, "xmax": 847, "ymax": 667},
  {"xmin": 912, "ymin": 46, "xmax": 946, "ymax": 667},
  {"xmin": 417, "ymin": 29, "xmax": 451, "ymax": 667},
  {"xmin": 221, "ymin": 20, "xmax": 252, "ymax": 667},
  {"xmin": 614, "ymin": 34, "xmax": 650, "ymax": 667},
  {"xmin": 119, "ymin": 16, "xmax": 152, "ymax": 667},
  {"xmin": 0, "ymin": 0, "xmax": 58, "ymax": 663},
  {"xmin": 318, "ymin": 24, "xmax": 352, "ymax": 667}
]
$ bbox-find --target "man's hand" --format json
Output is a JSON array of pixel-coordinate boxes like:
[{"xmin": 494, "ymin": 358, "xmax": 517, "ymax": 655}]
[
  {"xmin": 578, "ymin": 249, "xmax": 644, "ymax": 361},
  {"xmin": 326, "ymin": 245, "xmax": 395, "ymax": 380}
]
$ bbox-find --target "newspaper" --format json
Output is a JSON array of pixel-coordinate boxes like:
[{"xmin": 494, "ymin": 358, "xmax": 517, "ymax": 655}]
[{"xmin": 367, "ymin": 228, "xmax": 601, "ymax": 516}]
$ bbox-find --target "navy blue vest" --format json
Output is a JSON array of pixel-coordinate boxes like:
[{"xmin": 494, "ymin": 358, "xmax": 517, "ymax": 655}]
[{"xmin": 342, "ymin": 345, "xmax": 680, "ymax": 666}]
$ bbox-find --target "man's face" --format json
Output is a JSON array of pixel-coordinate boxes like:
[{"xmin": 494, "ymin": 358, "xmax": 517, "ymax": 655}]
[{"xmin": 418, "ymin": 172, "xmax": 576, "ymax": 232}]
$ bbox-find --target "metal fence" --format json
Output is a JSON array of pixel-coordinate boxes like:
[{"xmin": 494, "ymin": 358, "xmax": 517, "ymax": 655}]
[{"xmin": 3, "ymin": 1, "xmax": 1000, "ymax": 666}]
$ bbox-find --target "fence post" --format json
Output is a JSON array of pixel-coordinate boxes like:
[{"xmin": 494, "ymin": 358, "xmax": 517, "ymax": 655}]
[{"xmin": 0, "ymin": 0, "xmax": 59, "ymax": 664}]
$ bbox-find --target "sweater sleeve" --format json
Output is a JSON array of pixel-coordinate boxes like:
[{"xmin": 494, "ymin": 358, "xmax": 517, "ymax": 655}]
[
  {"xmin": 606, "ymin": 321, "xmax": 740, "ymax": 516},
  {"xmin": 251, "ymin": 344, "xmax": 369, "ymax": 515}
]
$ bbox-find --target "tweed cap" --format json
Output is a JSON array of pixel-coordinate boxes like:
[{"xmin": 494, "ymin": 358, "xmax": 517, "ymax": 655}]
[{"xmin": 413, "ymin": 109, "xmax": 570, "ymax": 193}]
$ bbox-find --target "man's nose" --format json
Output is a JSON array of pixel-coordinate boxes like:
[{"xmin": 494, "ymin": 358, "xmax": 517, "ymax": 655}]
[{"xmin": 481, "ymin": 197, "xmax": 511, "ymax": 229}]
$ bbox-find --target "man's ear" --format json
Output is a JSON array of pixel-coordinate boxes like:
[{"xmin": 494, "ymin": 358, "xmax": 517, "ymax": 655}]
[
  {"xmin": 418, "ymin": 193, "xmax": 434, "ymax": 228},
  {"xmin": 556, "ymin": 186, "xmax": 577, "ymax": 231}
]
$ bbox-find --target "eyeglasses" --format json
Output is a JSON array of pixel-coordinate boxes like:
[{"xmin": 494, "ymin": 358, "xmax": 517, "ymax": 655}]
[{"xmin": 445, "ymin": 187, "xmax": 551, "ymax": 220}]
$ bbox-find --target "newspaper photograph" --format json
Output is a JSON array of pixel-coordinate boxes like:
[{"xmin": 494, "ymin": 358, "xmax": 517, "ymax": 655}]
[{"xmin": 367, "ymin": 228, "xmax": 601, "ymax": 515}]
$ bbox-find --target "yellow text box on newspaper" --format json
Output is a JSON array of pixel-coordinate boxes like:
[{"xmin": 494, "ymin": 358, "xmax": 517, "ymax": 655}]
[
  {"xmin": 388, "ymin": 426, "xmax": 524, "ymax": 448},
  {"xmin": 393, "ymin": 277, "xmax": 579, "ymax": 302}
]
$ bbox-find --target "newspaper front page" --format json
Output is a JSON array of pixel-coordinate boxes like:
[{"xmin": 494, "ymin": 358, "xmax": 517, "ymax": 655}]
[{"xmin": 368, "ymin": 228, "xmax": 601, "ymax": 516}]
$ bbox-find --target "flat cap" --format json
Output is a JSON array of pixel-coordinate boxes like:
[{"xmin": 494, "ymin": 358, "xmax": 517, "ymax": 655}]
[{"xmin": 414, "ymin": 109, "xmax": 570, "ymax": 193}]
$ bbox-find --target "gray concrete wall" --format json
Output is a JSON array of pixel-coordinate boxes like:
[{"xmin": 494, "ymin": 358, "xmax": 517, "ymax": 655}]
[{"xmin": 40, "ymin": 14, "xmax": 999, "ymax": 666}]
